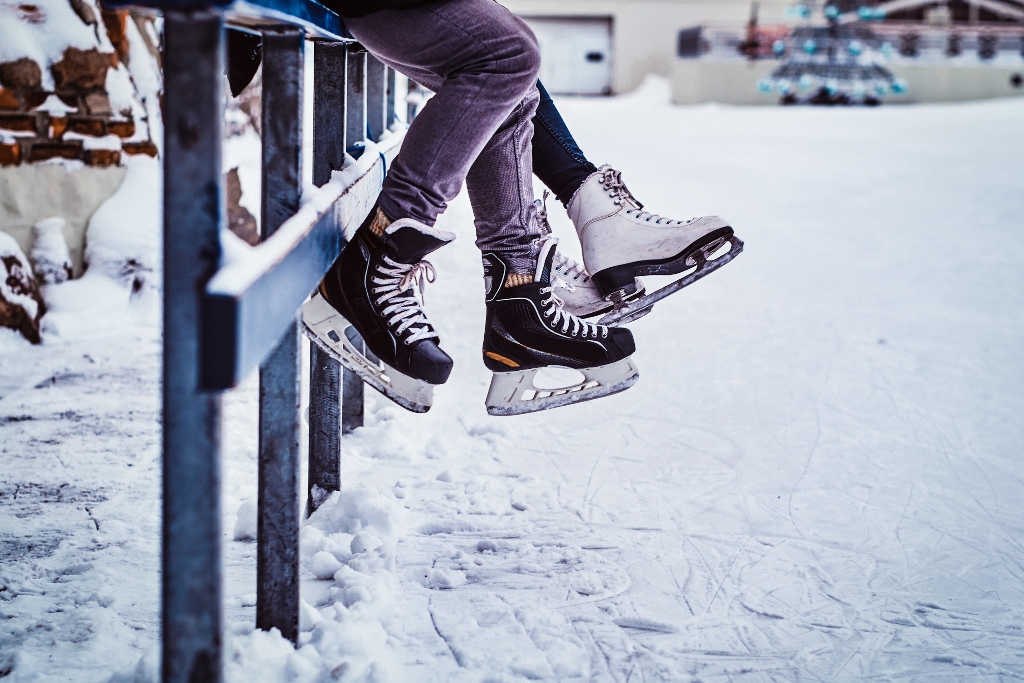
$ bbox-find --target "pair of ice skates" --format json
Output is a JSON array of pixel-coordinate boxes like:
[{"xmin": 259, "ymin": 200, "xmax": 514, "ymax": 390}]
[{"xmin": 302, "ymin": 166, "xmax": 743, "ymax": 415}]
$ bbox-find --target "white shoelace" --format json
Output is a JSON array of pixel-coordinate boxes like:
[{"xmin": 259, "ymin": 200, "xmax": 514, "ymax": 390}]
[
  {"xmin": 600, "ymin": 167, "xmax": 690, "ymax": 226},
  {"xmin": 540, "ymin": 286, "xmax": 608, "ymax": 339},
  {"xmin": 551, "ymin": 251, "xmax": 588, "ymax": 287},
  {"xmin": 371, "ymin": 255, "xmax": 438, "ymax": 345}
]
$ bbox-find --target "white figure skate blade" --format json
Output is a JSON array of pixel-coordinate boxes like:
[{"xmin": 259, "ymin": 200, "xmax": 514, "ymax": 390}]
[
  {"xmin": 598, "ymin": 235, "xmax": 744, "ymax": 327},
  {"xmin": 485, "ymin": 357, "xmax": 639, "ymax": 416},
  {"xmin": 301, "ymin": 293, "xmax": 433, "ymax": 414}
]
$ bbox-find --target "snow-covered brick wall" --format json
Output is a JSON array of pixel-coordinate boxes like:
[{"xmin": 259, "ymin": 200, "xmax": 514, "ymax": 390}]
[
  {"xmin": 0, "ymin": 0, "xmax": 162, "ymax": 167},
  {"xmin": 0, "ymin": 230, "xmax": 45, "ymax": 342}
]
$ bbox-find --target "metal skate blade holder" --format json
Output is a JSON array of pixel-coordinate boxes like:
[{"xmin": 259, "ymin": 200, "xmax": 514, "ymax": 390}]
[
  {"xmin": 301, "ymin": 293, "xmax": 434, "ymax": 413},
  {"xmin": 598, "ymin": 234, "xmax": 744, "ymax": 327},
  {"xmin": 607, "ymin": 287, "xmax": 653, "ymax": 325},
  {"xmin": 485, "ymin": 358, "xmax": 639, "ymax": 416}
]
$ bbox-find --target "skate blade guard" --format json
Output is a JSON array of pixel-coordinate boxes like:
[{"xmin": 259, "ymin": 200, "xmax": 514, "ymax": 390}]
[
  {"xmin": 485, "ymin": 358, "xmax": 639, "ymax": 416},
  {"xmin": 598, "ymin": 234, "xmax": 744, "ymax": 327},
  {"xmin": 302, "ymin": 293, "xmax": 433, "ymax": 414}
]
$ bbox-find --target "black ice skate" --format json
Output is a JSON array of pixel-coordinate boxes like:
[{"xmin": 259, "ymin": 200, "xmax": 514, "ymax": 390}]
[
  {"xmin": 482, "ymin": 238, "xmax": 639, "ymax": 416},
  {"xmin": 566, "ymin": 166, "xmax": 744, "ymax": 326},
  {"xmin": 301, "ymin": 206, "xmax": 454, "ymax": 413}
]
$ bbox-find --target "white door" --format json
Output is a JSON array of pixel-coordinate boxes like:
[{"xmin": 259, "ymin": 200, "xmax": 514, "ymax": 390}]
[{"xmin": 523, "ymin": 17, "xmax": 613, "ymax": 96}]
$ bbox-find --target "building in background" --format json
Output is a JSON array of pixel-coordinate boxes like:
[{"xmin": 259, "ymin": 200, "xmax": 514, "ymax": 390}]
[
  {"xmin": 505, "ymin": 0, "xmax": 793, "ymax": 94},
  {"xmin": 505, "ymin": 0, "xmax": 1024, "ymax": 104}
]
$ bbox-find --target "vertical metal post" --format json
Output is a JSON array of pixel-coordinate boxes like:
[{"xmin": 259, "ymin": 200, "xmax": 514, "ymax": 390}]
[
  {"xmin": 345, "ymin": 47, "xmax": 367, "ymax": 155},
  {"xmin": 385, "ymin": 67, "xmax": 396, "ymax": 129},
  {"xmin": 365, "ymin": 55, "xmax": 387, "ymax": 142},
  {"xmin": 162, "ymin": 10, "xmax": 224, "ymax": 683},
  {"xmin": 308, "ymin": 40, "xmax": 346, "ymax": 515},
  {"xmin": 312, "ymin": 41, "xmax": 347, "ymax": 186},
  {"xmin": 341, "ymin": 335, "xmax": 364, "ymax": 435},
  {"xmin": 256, "ymin": 26, "xmax": 304, "ymax": 645},
  {"xmin": 342, "ymin": 43, "xmax": 367, "ymax": 433}
]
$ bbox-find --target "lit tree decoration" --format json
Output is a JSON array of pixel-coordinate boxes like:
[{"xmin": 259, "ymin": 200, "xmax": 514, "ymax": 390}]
[{"xmin": 759, "ymin": 1, "xmax": 908, "ymax": 104}]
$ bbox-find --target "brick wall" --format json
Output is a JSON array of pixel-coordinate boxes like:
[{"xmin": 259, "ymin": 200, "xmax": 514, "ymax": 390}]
[{"xmin": 0, "ymin": 7, "xmax": 159, "ymax": 168}]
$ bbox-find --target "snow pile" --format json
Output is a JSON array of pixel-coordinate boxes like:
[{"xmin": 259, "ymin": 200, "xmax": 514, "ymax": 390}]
[
  {"xmin": 30, "ymin": 217, "xmax": 73, "ymax": 285},
  {"xmin": 232, "ymin": 499, "xmax": 258, "ymax": 542},
  {"xmin": 225, "ymin": 486, "xmax": 401, "ymax": 683},
  {"xmin": 83, "ymin": 155, "xmax": 161, "ymax": 292},
  {"xmin": 38, "ymin": 155, "xmax": 160, "ymax": 338}
]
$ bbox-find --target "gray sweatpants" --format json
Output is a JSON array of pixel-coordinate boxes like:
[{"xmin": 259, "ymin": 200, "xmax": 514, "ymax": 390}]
[{"xmin": 346, "ymin": 0, "xmax": 542, "ymax": 273}]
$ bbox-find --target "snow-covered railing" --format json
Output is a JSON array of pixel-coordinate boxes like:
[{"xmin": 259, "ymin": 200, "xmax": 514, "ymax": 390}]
[
  {"xmin": 99, "ymin": 0, "xmax": 401, "ymax": 678},
  {"xmin": 202, "ymin": 136, "xmax": 400, "ymax": 389}
]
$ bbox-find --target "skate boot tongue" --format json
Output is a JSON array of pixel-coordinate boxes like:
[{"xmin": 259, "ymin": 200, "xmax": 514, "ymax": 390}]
[
  {"xmin": 534, "ymin": 235, "xmax": 558, "ymax": 286},
  {"xmin": 380, "ymin": 218, "xmax": 455, "ymax": 265}
]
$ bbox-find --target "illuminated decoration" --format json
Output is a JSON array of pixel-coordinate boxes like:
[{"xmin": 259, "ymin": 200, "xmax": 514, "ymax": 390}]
[{"xmin": 764, "ymin": 2, "xmax": 901, "ymax": 105}]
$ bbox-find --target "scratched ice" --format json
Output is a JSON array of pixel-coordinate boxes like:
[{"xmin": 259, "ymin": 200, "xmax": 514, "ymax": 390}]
[{"xmin": 2, "ymin": 79, "xmax": 1023, "ymax": 682}]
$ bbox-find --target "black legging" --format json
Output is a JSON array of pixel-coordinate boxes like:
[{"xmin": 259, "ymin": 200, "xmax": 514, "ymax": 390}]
[{"xmin": 531, "ymin": 81, "xmax": 599, "ymax": 206}]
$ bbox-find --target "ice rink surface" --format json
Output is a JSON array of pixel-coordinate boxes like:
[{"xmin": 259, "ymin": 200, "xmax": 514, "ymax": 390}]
[{"xmin": 2, "ymin": 81, "xmax": 1023, "ymax": 681}]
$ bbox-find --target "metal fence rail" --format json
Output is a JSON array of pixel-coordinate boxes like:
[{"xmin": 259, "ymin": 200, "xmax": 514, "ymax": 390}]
[{"xmin": 111, "ymin": 0, "xmax": 403, "ymax": 677}]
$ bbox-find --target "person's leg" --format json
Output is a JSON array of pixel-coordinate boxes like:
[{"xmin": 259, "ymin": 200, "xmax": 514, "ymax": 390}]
[
  {"xmin": 464, "ymin": 84, "xmax": 541, "ymax": 275},
  {"xmin": 346, "ymin": 0, "xmax": 539, "ymax": 238},
  {"xmin": 531, "ymin": 81, "xmax": 598, "ymax": 206},
  {"xmin": 308, "ymin": 0, "xmax": 543, "ymax": 404}
]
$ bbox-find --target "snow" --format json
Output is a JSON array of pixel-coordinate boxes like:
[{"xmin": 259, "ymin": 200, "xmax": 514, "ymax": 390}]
[
  {"xmin": 208, "ymin": 141, "xmax": 385, "ymax": 295},
  {"xmin": 30, "ymin": 217, "xmax": 73, "ymax": 285},
  {"xmin": 121, "ymin": 18, "xmax": 163, "ymax": 150},
  {"xmin": 34, "ymin": 95, "xmax": 77, "ymax": 116},
  {"xmin": 0, "ymin": 232, "xmax": 39, "ymax": 320},
  {"xmin": 0, "ymin": 0, "xmax": 113, "ymax": 92},
  {"xmin": 65, "ymin": 133, "xmax": 124, "ymax": 151},
  {"xmin": 3, "ymin": 81, "xmax": 1024, "ymax": 682},
  {"xmin": 83, "ymin": 156, "xmax": 161, "ymax": 291}
]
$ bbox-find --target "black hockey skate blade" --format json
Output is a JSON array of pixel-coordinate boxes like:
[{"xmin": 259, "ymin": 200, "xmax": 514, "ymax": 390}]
[
  {"xmin": 598, "ymin": 235, "xmax": 744, "ymax": 327},
  {"xmin": 301, "ymin": 295, "xmax": 432, "ymax": 414}
]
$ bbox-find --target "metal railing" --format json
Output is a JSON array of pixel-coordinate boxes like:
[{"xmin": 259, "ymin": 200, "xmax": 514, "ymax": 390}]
[{"xmin": 106, "ymin": 0, "xmax": 402, "ymax": 678}]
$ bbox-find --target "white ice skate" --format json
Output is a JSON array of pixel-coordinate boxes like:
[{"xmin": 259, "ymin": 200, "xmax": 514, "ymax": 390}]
[
  {"xmin": 566, "ymin": 166, "xmax": 744, "ymax": 326},
  {"xmin": 534, "ymin": 194, "xmax": 644, "ymax": 319}
]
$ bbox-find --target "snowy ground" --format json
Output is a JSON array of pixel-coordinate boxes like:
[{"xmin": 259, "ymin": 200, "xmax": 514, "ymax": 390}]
[{"xmin": 3, "ymin": 82, "xmax": 1024, "ymax": 682}]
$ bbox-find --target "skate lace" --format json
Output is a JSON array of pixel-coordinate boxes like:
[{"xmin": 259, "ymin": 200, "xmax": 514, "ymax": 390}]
[
  {"xmin": 551, "ymin": 251, "xmax": 589, "ymax": 287},
  {"xmin": 600, "ymin": 167, "xmax": 691, "ymax": 226},
  {"xmin": 371, "ymin": 256, "xmax": 439, "ymax": 345},
  {"xmin": 540, "ymin": 287, "xmax": 608, "ymax": 339}
]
